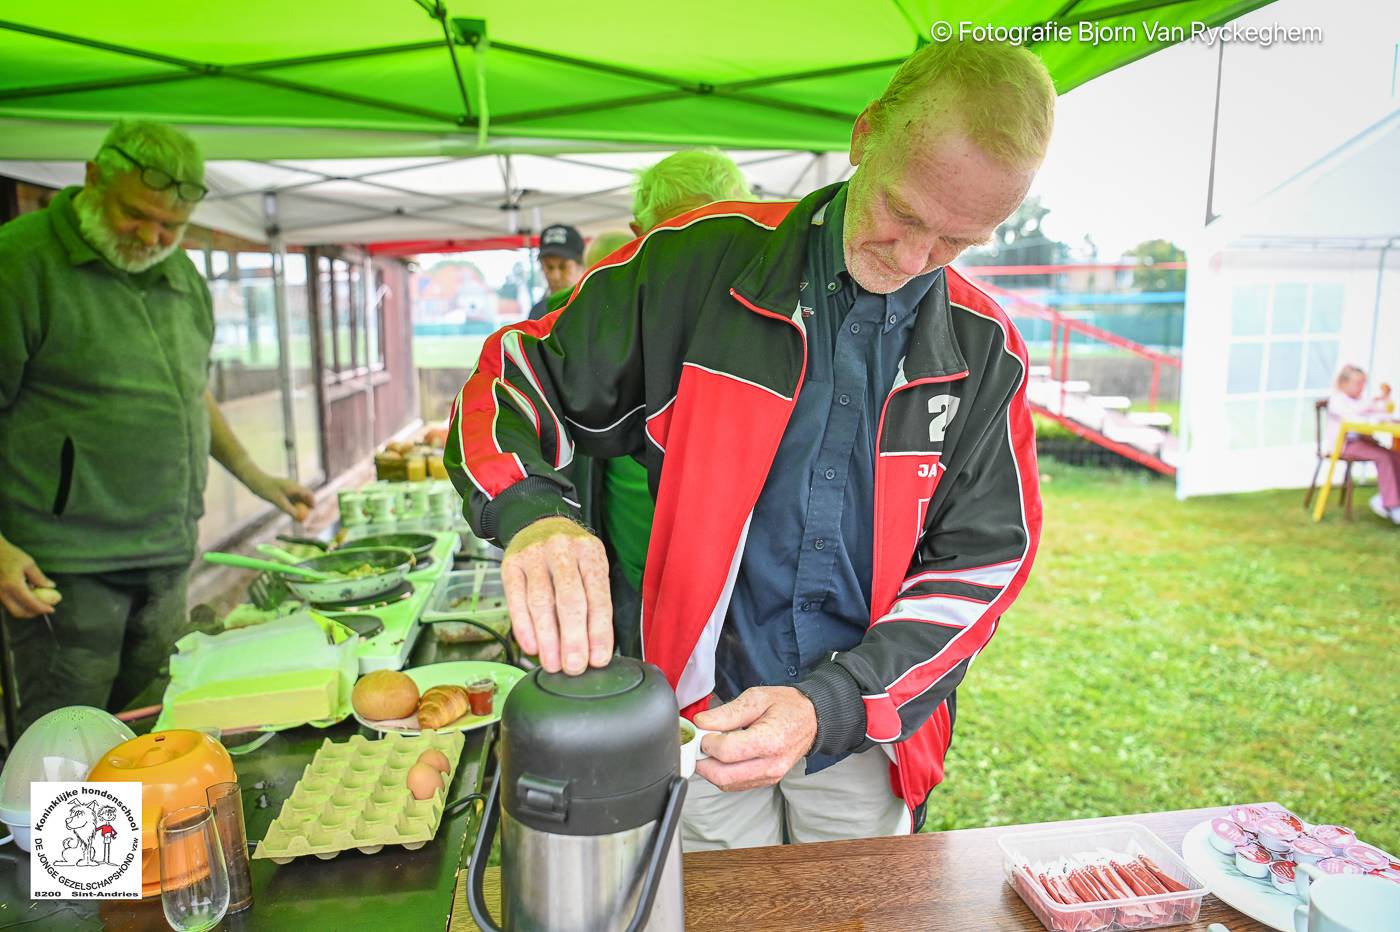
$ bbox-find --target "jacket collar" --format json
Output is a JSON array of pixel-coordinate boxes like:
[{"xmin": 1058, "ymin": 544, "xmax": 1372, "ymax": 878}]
[{"xmin": 731, "ymin": 181, "xmax": 967, "ymax": 383}]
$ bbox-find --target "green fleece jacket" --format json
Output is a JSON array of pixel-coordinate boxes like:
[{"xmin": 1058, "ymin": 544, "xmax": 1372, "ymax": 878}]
[{"xmin": 0, "ymin": 187, "xmax": 214, "ymax": 572}]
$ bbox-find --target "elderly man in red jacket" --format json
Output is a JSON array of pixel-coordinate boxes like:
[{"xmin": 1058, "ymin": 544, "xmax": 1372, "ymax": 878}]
[{"xmin": 446, "ymin": 39, "xmax": 1054, "ymax": 849}]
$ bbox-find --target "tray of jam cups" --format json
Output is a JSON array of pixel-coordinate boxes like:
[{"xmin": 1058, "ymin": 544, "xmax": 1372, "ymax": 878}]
[
  {"xmin": 1000, "ymin": 821, "xmax": 1209, "ymax": 931},
  {"xmin": 1179, "ymin": 803, "xmax": 1400, "ymax": 931},
  {"xmin": 254, "ymin": 731, "xmax": 465, "ymax": 863}
]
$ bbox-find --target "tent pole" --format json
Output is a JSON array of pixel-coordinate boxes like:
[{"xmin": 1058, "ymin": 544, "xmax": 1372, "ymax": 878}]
[
  {"xmin": 1369, "ymin": 238, "xmax": 1397, "ymax": 377},
  {"xmin": 263, "ymin": 192, "xmax": 301, "ymax": 483},
  {"xmin": 1203, "ymin": 41, "xmax": 1225, "ymax": 226}
]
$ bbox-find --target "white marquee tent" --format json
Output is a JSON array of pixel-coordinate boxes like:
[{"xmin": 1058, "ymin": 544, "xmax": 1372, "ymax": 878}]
[{"xmin": 1177, "ymin": 107, "xmax": 1400, "ymax": 498}]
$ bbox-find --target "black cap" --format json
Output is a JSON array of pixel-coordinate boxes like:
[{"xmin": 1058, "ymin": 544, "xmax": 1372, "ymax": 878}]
[{"xmin": 538, "ymin": 224, "xmax": 584, "ymax": 264}]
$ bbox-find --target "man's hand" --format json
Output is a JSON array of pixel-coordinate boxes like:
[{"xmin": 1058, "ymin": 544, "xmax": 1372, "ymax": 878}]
[
  {"xmin": 501, "ymin": 516, "xmax": 612, "ymax": 675},
  {"xmin": 0, "ymin": 537, "xmax": 58, "ymax": 618},
  {"xmin": 693, "ymin": 687, "xmax": 818, "ymax": 791},
  {"xmin": 245, "ymin": 472, "xmax": 315, "ymax": 522}
]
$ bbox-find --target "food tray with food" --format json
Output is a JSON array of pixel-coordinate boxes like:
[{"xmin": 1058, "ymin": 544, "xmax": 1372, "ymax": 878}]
[
  {"xmin": 351, "ymin": 662, "xmax": 523, "ymax": 735},
  {"xmin": 157, "ymin": 613, "xmax": 359, "ymax": 733},
  {"xmin": 254, "ymin": 731, "xmax": 465, "ymax": 863},
  {"xmin": 1000, "ymin": 822, "xmax": 1207, "ymax": 932},
  {"xmin": 1180, "ymin": 804, "xmax": 1400, "ymax": 931},
  {"xmin": 422, "ymin": 567, "xmax": 508, "ymax": 642}
]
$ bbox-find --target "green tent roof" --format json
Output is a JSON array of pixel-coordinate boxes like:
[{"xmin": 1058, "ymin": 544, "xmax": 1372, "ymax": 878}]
[{"xmin": 0, "ymin": 1, "xmax": 1271, "ymax": 159}]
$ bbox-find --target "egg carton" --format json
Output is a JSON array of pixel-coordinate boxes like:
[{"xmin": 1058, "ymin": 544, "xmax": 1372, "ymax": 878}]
[{"xmin": 254, "ymin": 731, "xmax": 465, "ymax": 863}]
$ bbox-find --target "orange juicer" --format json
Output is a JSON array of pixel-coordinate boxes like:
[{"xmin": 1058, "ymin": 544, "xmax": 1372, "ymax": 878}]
[{"xmin": 87, "ymin": 730, "xmax": 236, "ymax": 898}]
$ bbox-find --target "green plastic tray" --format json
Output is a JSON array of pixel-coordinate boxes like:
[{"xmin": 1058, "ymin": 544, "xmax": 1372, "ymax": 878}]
[{"xmin": 254, "ymin": 731, "xmax": 465, "ymax": 863}]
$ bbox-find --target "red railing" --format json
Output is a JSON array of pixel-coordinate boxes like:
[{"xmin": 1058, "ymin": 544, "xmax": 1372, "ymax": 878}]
[{"xmin": 964, "ymin": 277, "xmax": 1183, "ymax": 412}]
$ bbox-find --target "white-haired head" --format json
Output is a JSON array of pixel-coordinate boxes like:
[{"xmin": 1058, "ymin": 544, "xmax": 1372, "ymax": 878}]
[
  {"xmin": 91, "ymin": 120, "xmax": 205, "ymax": 195},
  {"xmin": 865, "ymin": 39, "xmax": 1055, "ymax": 170},
  {"xmin": 842, "ymin": 40, "xmax": 1055, "ymax": 294},
  {"xmin": 76, "ymin": 120, "xmax": 203, "ymax": 274},
  {"xmin": 584, "ymin": 231, "xmax": 634, "ymax": 266},
  {"xmin": 631, "ymin": 148, "xmax": 752, "ymax": 234}
]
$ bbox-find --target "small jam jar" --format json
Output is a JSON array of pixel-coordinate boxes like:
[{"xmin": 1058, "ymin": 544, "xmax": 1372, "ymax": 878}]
[{"xmin": 1235, "ymin": 843, "xmax": 1272, "ymax": 879}]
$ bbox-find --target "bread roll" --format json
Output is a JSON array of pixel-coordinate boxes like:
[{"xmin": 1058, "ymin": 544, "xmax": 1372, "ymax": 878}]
[{"xmin": 352, "ymin": 670, "xmax": 420, "ymax": 721}]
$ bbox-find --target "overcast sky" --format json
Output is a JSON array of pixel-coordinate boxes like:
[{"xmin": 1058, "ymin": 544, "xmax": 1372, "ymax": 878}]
[{"xmin": 1032, "ymin": 0, "xmax": 1400, "ymax": 257}]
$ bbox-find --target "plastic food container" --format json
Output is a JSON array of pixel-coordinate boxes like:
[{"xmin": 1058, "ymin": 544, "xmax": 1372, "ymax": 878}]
[
  {"xmin": 1000, "ymin": 822, "xmax": 1208, "ymax": 932},
  {"xmin": 423, "ymin": 568, "xmax": 508, "ymax": 643},
  {"xmin": 0, "ymin": 707, "xmax": 136, "ymax": 852}
]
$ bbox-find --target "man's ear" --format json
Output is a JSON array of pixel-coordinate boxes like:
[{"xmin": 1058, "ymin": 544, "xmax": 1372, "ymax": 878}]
[
  {"xmin": 850, "ymin": 102, "xmax": 880, "ymax": 167},
  {"xmin": 83, "ymin": 161, "xmax": 101, "ymax": 190}
]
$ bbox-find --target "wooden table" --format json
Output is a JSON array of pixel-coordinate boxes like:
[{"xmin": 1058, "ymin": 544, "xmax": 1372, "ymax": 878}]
[
  {"xmin": 452, "ymin": 804, "xmax": 1275, "ymax": 931},
  {"xmin": 1312, "ymin": 419, "xmax": 1400, "ymax": 521}
]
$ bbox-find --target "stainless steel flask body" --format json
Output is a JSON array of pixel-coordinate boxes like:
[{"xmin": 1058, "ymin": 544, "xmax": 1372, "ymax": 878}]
[
  {"xmin": 501, "ymin": 812, "xmax": 684, "ymax": 932},
  {"xmin": 467, "ymin": 658, "xmax": 689, "ymax": 932}
]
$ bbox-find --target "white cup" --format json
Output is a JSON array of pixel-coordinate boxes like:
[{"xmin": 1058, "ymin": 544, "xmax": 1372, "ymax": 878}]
[
  {"xmin": 1293, "ymin": 864, "xmax": 1400, "ymax": 932},
  {"xmin": 679, "ymin": 718, "xmax": 720, "ymax": 780}
]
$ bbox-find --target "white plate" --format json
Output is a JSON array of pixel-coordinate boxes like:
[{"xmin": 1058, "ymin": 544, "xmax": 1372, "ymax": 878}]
[
  {"xmin": 353, "ymin": 661, "xmax": 524, "ymax": 735},
  {"xmin": 1181, "ymin": 819, "xmax": 1299, "ymax": 931}
]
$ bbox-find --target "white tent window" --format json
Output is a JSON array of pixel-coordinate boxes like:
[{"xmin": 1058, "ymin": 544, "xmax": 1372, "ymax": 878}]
[{"xmin": 1223, "ymin": 281, "xmax": 1343, "ymax": 451}]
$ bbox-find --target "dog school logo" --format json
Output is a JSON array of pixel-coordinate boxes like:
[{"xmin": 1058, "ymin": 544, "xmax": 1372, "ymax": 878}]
[{"xmin": 30, "ymin": 783, "xmax": 142, "ymax": 899}]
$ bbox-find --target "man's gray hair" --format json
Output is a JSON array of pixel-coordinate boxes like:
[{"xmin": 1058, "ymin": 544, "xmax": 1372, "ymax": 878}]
[
  {"xmin": 870, "ymin": 40, "xmax": 1055, "ymax": 169},
  {"xmin": 584, "ymin": 231, "xmax": 634, "ymax": 266},
  {"xmin": 632, "ymin": 148, "xmax": 752, "ymax": 233},
  {"xmin": 92, "ymin": 120, "xmax": 204, "ymax": 189}
]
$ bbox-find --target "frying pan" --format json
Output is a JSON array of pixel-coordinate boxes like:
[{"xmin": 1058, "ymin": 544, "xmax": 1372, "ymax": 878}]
[{"xmin": 204, "ymin": 547, "xmax": 415, "ymax": 603}]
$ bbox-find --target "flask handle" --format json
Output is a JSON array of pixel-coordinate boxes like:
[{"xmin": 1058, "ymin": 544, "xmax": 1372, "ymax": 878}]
[{"xmin": 467, "ymin": 774, "xmax": 688, "ymax": 932}]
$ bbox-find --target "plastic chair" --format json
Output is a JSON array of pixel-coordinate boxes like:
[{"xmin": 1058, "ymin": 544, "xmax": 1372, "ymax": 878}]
[{"xmin": 1304, "ymin": 399, "xmax": 1363, "ymax": 520}]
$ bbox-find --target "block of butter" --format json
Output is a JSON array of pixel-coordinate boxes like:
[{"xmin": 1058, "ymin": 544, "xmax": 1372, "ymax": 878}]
[{"xmin": 166, "ymin": 669, "xmax": 340, "ymax": 731}]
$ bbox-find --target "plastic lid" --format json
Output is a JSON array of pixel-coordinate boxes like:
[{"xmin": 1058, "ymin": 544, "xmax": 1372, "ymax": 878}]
[
  {"xmin": 500, "ymin": 657, "xmax": 679, "ymax": 836},
  {"xmin": 0, "ymin": 707, "xmax": 135, "ymax": 825},
  {"xmin": 536, "ymin": 662, "xmax": 644, "ymax": 699}
]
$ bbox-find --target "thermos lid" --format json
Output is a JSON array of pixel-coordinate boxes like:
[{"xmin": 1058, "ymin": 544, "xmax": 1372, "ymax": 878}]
[
  {"xmin": 499, "ymin": 657, "xmax": 679, "ymax": 836},
  {"xmin": 535, "ymin": 662, "xmax": 644, "ymax": 699}
]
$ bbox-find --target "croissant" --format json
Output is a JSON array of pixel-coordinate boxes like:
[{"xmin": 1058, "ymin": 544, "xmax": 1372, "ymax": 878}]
[{"xmin": 417, "ymin": 685, "xmax": 469, "ymax": 729}]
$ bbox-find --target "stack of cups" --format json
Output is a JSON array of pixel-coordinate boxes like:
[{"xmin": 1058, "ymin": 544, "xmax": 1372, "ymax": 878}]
[{"xmin": 338, "ymin": 490, "xmax": 367, "ymax": 528}]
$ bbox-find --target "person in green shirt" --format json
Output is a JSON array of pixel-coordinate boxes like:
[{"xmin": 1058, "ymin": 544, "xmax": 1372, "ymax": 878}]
[
  {"xmin": 0, "ymin": 120, "xmax": 314, "ymax": 733},
  {"xmin": 576, "ymin": 149, "xmax": 754, "ymax": 656}
]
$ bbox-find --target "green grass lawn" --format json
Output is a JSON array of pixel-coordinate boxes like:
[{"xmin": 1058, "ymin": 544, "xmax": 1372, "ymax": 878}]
[{"xmin": 926, "ymin": 460, "xmax": 1399, "ymax": 855}]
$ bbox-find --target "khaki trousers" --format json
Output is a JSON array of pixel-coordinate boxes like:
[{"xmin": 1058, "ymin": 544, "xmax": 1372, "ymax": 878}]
[{"xmin": 680, "ymin": 746, "xmax": 911, "ymax": 851}]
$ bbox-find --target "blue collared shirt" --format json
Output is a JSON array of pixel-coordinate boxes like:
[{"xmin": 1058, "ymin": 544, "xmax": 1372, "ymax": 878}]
[{"xmin": 715, "ymin": 184, "xmax": 941, "ymax": 772}]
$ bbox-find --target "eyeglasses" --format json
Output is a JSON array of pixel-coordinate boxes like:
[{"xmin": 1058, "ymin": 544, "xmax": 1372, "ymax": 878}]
[{"xmin": 104, "ymin": 145, "xmax": 208, "ymax": 202}]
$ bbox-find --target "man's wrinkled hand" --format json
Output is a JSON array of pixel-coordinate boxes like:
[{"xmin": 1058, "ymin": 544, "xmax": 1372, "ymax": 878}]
[
  {"xmin": 0, "ymin": 538, "xmax": 57, "ymax": 619},
  {"xmin": 502, "ymin": 516, "xmax": 612, "ymax": 675},
  {"xmin": 693, "ymin": 686, "xmax": 818, "ymax": 791}
]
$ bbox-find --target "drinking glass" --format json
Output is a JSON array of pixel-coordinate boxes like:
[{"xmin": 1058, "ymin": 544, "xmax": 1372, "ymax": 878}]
[
  {"xmin": 158, "ymin": 806, "xmax": 229, "ymax": 932},
  {"xmin": 206, "ymin": 782, "xmax": 253, "ymax": 913}
]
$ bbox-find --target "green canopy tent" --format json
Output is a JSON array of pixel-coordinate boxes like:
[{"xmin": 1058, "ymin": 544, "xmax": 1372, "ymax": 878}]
[{"xmin": 1, "ymin": 0, "xmax": 1272, "ymax": 162}]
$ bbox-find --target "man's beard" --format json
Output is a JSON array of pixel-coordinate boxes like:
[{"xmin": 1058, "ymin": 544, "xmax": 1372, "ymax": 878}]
[{"xmin": 75, "ymin": 190, "xmax": 184, "ymax": 274}]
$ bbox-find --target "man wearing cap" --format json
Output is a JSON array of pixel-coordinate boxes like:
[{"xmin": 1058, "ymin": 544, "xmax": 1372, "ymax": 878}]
[
  {"xmin": 527, "ymin": 223, "xmax": 585, "ymax": 320},
  {"xmin": 0, "ymin": 119, "xmax": 314, "ymax": 732}
]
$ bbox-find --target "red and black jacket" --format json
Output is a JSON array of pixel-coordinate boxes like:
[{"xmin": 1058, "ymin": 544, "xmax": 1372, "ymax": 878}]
[{"xmin": 446, "ymin": 183, "xmax": 1042, "ymax": 811}]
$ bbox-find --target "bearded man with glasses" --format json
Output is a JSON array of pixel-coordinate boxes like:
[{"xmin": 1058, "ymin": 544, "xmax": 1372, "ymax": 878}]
[{"xmin": 0, "ymin": 120, "xmax": 314, "ymax": 735}]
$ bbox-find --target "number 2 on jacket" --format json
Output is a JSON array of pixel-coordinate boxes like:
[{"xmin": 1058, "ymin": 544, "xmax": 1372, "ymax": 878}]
[{"xmin": 928, "ymin": 394, "xmax": 960, "ymax": 443}]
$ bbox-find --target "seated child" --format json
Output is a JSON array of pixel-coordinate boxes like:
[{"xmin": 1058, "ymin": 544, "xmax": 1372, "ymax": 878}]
[{"xmin": 1327, "ymin": 365, "xmax": 1400, "ymax": 524}]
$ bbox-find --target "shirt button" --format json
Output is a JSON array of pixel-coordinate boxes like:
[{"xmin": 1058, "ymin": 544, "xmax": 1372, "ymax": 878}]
[
  {"xmin": 814, "ymin": 538, "xmax": 826, "ymax": 550},
  {"xmin": 786, "ymin": 666, "xmax": 798, "ymax": 678},
  {"xmin": 888, "ymin": 314, "xmax": 898, "ymax": 326},
  {"xmin": 850, "ymin": 322, "xmax": 861, "ymax": 334},
  {"xmin": 827, "ymin": 282, "xmax": 839, "ymax": 292},
  {"xmin": 838, "ymin": 393, "xmax": 850, "ymax": 406},
  {"xmin": 824, "ymin": 468, "xmax": 836, "ymax": 480},
  {"xmin": 800, "ymin": 601, "xmax": 813, "ymax": 612}
]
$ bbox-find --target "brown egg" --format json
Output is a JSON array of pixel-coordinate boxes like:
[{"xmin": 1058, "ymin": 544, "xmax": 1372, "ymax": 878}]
[
  {"xmin": 418, "ymin": 749, "xmax": 451, "ymax": 774},
  {"xmin": 406, "ymin": 762, "xmax": 443, "ymax": 800}
]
